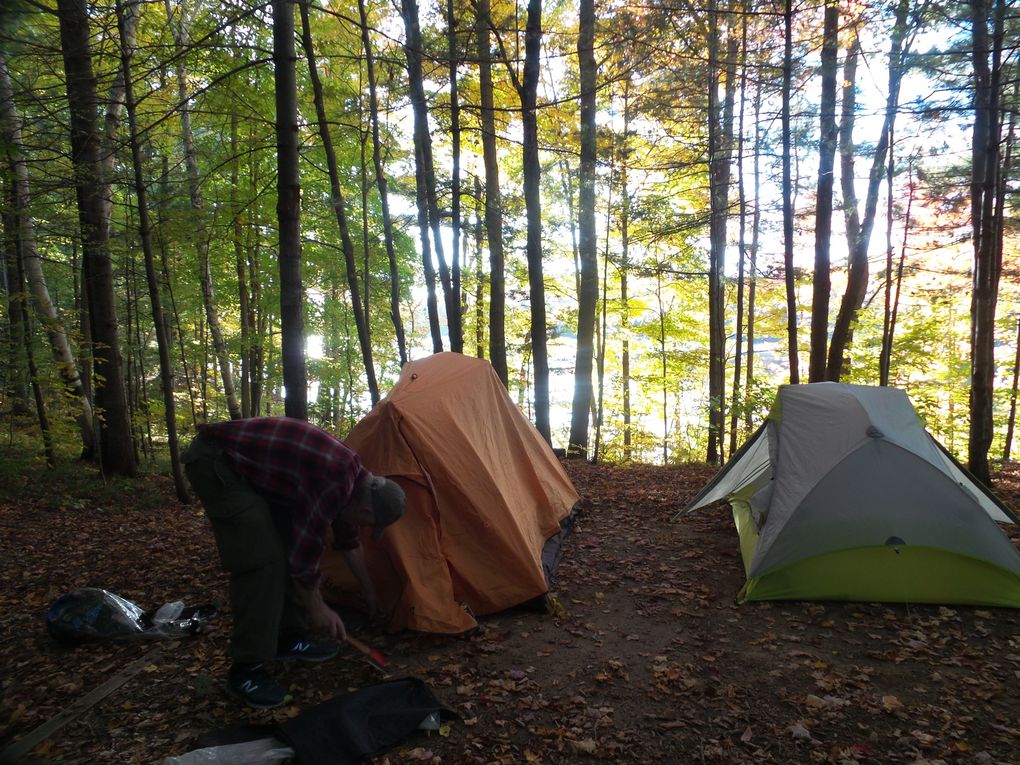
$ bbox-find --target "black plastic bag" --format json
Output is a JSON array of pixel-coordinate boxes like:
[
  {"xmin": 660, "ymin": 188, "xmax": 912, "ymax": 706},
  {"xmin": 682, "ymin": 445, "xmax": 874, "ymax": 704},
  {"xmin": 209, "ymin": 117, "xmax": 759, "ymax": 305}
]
[{"xmin": 46, "ymin": 588, "xmax": 217, "ymax": 644}]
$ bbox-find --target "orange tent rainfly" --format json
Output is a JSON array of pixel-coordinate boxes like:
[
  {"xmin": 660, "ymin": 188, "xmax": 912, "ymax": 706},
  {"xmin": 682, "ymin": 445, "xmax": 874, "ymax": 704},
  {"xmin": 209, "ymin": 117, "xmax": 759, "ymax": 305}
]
[{"xmin": 321, "ymin": 353, "xmax": 581, "ymax": 633}]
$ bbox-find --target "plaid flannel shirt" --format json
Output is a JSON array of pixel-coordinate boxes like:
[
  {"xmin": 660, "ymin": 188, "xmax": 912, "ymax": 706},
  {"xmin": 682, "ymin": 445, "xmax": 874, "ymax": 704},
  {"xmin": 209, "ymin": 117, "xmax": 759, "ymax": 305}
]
[{"xmin": 197, "ymin": 417, "xmax": 367, "ymax": 588}]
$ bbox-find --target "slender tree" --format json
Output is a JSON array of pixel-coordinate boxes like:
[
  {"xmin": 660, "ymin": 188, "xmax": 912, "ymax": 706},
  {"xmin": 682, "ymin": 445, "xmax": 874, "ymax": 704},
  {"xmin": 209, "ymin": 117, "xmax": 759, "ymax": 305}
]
[
  {"xmin": 10, "ymin": 189, "xmax": 55, "ymax": 467},
  {"xmin": 1, "ymin": 180, "xmax": 28, "ymax": 412},
  {"xmin": 493, "ymin": 0, "xmax": 550, "ymax": 439},
  {"xmin": 729, "ymin": 10, "xmax": 747, "ymax": 454},
  {"xmin": 967, "ymin": 0, "xmax": 1005, "ymax": 482},
  {"xmin": 477, "ymin": 0, "xmax": 508, "ymax": 384},
  {"xmin": 116, "ymin": 0, "xmax": 188, "ymax": 501},
  {"xmin": 620, "ymin": 80, "xmax": 633, "ymax": 461},
  {"xmin": 520, "ymin": 0, "xmax": 550, "ymax": 443},
  {"xmin": 357, "ymin": 0, "xmax": 407, "ymax": 364},
  {"xmin": 809, "ymin": 0, "xmax": 839, "ymax": 382},
  {"xmin": 1, "ymin": 54, "xmax": 96, "ymax": 453},
  {"xmin": 706, "ymin": 0, "xmax": 737, "ymax": 464},
  {"xmin": 230, "ymin": 114, "xmax": 253, "ymax": 417},
  {"xmin": 827, "ymin": 0, "xmax": 912, "ymax": 381},
  {"xmin": 56, "ymin": 0, "xmax": 136, "ymax": 475},
  {"xmin": 781, "ymin": 0, "xmax": 799, "ymax": 383},
  {"xmin": 167, "ymin": 0, "xmax": 241, "ymax": 419},
  {"xmin": 1004, "ymin": 316, "xmax": 1020, "ymax": 462},
  {"xmin": 273, "ymin": 0, "xmax": 307, "ymax": 420},
  {"xmin": 400, "ymin": 0, "xmax": 458, "ymax": 348},
  {"xmin": 299, "ymin": 1, "xmax": 379, "ymax": 404},
  {"xmin": 568, "ymin": 0, "xmax": 598, "ymax": 459},
  {"xmin": 446, "ymin": 0, "xmax": 463, "ymax": 353}
]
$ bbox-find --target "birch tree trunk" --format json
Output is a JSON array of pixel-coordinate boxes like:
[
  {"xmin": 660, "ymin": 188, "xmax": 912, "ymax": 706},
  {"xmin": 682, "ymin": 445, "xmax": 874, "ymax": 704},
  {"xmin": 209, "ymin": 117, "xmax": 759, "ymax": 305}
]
[
  {"xmin": 1, "ymin": 55, "xmax": 96, "ymax": 454},
  {"xmin": 11, "ymin": 204, "xmax": 55, "ymax": 467}
]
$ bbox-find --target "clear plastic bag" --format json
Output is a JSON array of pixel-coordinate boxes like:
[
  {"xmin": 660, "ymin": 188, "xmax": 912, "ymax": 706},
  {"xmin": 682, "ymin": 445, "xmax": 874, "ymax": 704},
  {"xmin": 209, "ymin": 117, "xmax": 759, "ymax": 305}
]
[
  {"xmin": 46, "ymin": 588, "xmax": 217, "ymax": 643},
  {"xmin": 161, "ymin": 738, "xmax": 294, "ymax": 765}
]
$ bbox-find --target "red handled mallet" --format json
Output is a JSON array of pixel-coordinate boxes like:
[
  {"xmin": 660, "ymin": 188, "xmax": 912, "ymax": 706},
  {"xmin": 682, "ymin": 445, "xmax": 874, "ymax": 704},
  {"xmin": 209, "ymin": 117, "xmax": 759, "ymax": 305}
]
[{"xmin": 345, "ymin": 634, "xmax": 387, "ymax": 672}]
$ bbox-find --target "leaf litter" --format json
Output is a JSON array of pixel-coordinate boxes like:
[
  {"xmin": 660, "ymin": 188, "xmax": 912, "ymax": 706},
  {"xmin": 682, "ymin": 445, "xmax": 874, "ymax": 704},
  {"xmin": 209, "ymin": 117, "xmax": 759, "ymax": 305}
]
[{"xmin": 1, "ymin": 461, "xmax": 1020, "ymax": 763}]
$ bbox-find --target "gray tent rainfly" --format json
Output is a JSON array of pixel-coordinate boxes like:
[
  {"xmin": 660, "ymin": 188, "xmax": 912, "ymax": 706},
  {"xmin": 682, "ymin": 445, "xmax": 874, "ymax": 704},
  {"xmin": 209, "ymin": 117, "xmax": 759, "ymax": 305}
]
[{"xmin": 678, "ymin": 383, "xmax": 1020, "ymax": 607}]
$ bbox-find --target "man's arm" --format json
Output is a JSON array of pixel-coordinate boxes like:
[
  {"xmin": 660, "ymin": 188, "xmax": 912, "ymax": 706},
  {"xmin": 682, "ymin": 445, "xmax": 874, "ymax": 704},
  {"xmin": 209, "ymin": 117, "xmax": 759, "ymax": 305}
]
[
  {"xmin": 342, "ymin": 546, "xmax": 379, "ymax": 618},
  {"xmin": 293, "ymin": 582, "xmax": 347, "ymax": 640}
]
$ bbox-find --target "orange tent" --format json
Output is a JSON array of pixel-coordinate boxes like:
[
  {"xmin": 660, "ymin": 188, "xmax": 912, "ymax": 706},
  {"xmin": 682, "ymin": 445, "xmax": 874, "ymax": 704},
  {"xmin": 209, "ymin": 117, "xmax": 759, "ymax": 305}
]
[{"xmin": 320, "ymin": 353, "xmax": 580, "ymax": 633}]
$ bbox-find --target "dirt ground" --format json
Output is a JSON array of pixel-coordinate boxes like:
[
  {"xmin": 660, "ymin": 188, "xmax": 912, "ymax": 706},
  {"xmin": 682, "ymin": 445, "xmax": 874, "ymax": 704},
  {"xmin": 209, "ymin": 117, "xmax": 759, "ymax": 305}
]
[{"xmin": 3, "ymin": 459, "xmax": 1020, "ymax": 764}]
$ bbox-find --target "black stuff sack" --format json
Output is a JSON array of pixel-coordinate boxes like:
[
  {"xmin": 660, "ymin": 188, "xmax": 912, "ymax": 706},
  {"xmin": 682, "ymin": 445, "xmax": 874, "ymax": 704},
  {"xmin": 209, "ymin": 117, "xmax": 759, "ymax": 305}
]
[{"xmin": 277, "ymin": 677, "xmax": 455, "ymax": 765}]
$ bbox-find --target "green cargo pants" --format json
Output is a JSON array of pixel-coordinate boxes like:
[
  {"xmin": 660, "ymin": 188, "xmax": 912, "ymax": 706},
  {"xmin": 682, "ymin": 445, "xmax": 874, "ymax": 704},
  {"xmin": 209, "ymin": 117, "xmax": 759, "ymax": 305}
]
[{"xmin": 182, "ymin": 433, "xmax": 308, "ymax": 663}]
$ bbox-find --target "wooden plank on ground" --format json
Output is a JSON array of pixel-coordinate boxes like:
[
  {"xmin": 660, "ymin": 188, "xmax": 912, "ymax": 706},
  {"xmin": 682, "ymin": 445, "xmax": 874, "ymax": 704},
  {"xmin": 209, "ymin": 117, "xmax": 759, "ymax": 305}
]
[{"xmin": 0, "ymin": 647, "xmax": 163, "ymax": 765}]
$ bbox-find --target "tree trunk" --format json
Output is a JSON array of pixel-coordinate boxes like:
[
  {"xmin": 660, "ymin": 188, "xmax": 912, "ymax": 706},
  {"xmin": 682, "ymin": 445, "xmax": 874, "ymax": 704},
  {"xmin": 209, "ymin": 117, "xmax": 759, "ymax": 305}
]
[
  {"xmin": 706, "ymin": 0, "xmax": 735, "ymax": 464},
  {"xmin": 809, "ymin": 0, "xmax": 839, "ymax": 382},
  {"xmin": 98, "ymin": 0, "xmax": 139, "ymax": 242},
  {"xmin": 656, "ymin": 268, "xmax": 668, "ymax": 464},
  {"xmin": 2, "ymin": 191, "xmax": 29, "ymax": 413},
  {"xmin": 521, "ymin": 0, "xmax": 550, "ymax": 443},
  {"xmin": 1004, "ymin": 316, "xmax": 1020, "ymax": 462},
  {"xmin": 781, "ymin": 0, "xmax": 799, "ymax": 384},
  {"xmin": 446, "ymin": 0, "xmax": 463, "ymax": 353},
  {"xmin": 968, "ymin": 0, "xmax": 1004, "ymax": 483},
  {"xmin": 230, "ymin": 114, "xmax": 252, "ymax": 417},
  {"xmin": 299, "ymin": 1, "xmax": 379, "ymax": 404},
  {"xmin": 249, "ymin": 146, "xmax": 265, "ymax": 417},
  {"xmin": 621, "ymin": 81, "xmax": 632, "ymax": 461},
  {"xmin": 116, "ymin": 0, "xmax": 189, "ymax": 501},
  {"xmin": 357, "ymin": 0, "xmax": 407, "ymax": 365},
  {"xmin": 568, "ymin": 0, "xmax": 597, "ymax": 459},
  {"xmin": 57, "ymin": 0, "xmax": 136, "ymax": 476},
  {"xmin": 477, "ymin": 0, "xmax": 508, "ymax": 385},
  {"xmin": 273, "ymin": 0, "xmax": 307, "ymax": 420},
  {"xmin": 400, "ymin": 0, "xmax": 458, "ymax": 348},
  {"xmin": 1, "ymin": 54, "xmax": 96, "ymax": 452},
  {"xmin": 413, "ymin": 148, "xmax": 443, "ymax": 352},
  {"xmin": 11, "ymin": 205, "xmax": 55, "ymax": 467},
  {"xmin": 828, "ymin": 0, "xmax": 911, "ymax": 381},
  {"xmin": 729, "ymin": 11, "xmax": 747, "ymax": 455},
  {"xmin": 745, "ymin": 76, "xmax": 761, "ymax": 431},
  {"xmin": 168, "ymin": 0, "xmax": 241, "ymax": 419}
]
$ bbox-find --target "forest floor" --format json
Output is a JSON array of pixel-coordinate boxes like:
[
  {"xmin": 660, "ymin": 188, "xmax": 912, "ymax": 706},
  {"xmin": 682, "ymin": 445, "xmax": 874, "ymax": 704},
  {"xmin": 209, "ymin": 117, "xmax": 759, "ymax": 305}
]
[{"xmin": 3, "ymin": 446, "xmax": 1020, "ymax": 765}]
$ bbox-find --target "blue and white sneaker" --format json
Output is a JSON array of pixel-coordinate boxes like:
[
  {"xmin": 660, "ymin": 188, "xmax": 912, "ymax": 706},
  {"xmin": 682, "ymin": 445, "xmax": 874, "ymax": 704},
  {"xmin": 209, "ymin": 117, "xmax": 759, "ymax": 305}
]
[
  {"xmin": 227, "ymin": 663, "xmax": 291, "ymax": 709},
  {"xmin": 277, "ymin": 638, "xmax": 339, "ymax": 662}
]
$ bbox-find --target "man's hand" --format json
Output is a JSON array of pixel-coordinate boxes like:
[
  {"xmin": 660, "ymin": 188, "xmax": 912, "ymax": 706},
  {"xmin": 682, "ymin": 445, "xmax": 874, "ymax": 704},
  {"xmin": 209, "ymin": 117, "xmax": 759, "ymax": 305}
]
[{"xmin": 296, "ymin": 583, "xmax": 347, "ymax": 640}]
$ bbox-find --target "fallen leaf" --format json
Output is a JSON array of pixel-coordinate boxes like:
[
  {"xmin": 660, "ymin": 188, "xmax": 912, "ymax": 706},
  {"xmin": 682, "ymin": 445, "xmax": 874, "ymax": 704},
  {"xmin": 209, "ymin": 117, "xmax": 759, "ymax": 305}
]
[
  {"xmin": 789, "ymin": 721, "xmax": 813, "ymax": 740},
  {"xmin": 568, "ymin": 738, "xmax": 598, "ymax": 754},
  {"xmin": 882, "ymin": 695, "xmax": 904, "ymax": 712}
]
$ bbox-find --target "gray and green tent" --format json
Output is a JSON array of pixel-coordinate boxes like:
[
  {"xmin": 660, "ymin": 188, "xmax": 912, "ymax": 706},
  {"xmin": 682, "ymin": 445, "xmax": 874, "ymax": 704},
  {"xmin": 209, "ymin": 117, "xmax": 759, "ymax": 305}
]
[{"xmin": 679, "ymin": 383, "xmax": 1020, "ymax": 607}]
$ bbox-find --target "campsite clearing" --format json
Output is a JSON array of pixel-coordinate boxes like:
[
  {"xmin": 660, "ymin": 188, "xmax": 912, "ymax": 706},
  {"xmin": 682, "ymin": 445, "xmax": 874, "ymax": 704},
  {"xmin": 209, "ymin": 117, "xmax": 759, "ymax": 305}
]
[{"xmin": 2, "ymin": 460, "xmax": 1020, "ymax": 764}]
